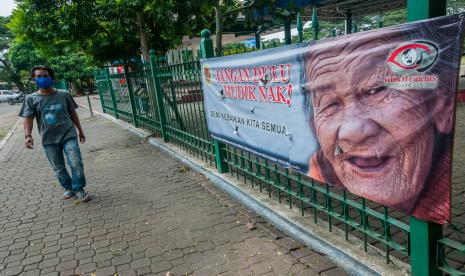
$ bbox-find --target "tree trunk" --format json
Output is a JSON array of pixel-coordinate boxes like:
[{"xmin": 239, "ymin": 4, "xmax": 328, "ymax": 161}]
[
  {"xmin": 86, "ymin": 78, "xmax": 93, "ymax": 93},
  {"xmin": 215, "ymin": 1, "xmax": 223, "ymax": 57},
  {"xmin": 137, "ymin": 11, "xmax": 150, "ymax": 63},
  {"xmin": 137, "ymin": 11, "xmax": 161, "ymax": 124},
  {"xmin": 11, "ymin": 76, "xmax": 25, "ymax": 92},
  {"xmin": 80, "ymin": 78, "xmax": 84, "ymax": 94}
]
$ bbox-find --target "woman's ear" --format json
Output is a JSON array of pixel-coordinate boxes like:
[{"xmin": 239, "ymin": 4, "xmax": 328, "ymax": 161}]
[{"xmin": 434, "ymin": 88, "xmax": 455, "ymax": 133}]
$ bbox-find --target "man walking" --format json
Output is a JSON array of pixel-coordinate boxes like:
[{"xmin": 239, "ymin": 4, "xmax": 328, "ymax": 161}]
[{"xmin": 19, "ymin": 65, "xmax": 90, "ymax": 202}]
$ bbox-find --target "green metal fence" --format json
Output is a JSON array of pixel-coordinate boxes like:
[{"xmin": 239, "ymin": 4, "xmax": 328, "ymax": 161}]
[
  {"xmin": 95, "ymin": 70, "xmax": 113, "ymax": 114},
  {"xmin": 155, "ymin": 54, "xmax": 215, "ymax": 163},
  {"xmin": 223, "ymin": 144, "xmax": 412, "ymax": 256},
  {"xmin": 95, "ymin": 47, "xmax": 414, "ymax": 272},
  {"xmin": 94, "ymin": 2, "xmax": 465, "ymax": 274},
  {"xmin": 126, "ymin": 62, "xmax": 162, "ymax": 133},
  {"xmin": 95, "ymin": 48, "xmax": 465, "ymax": 276}
]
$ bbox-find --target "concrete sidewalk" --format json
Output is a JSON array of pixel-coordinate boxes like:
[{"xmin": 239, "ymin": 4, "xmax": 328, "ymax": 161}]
[{"xmin": 0, "ymin": 107, "xmax": 345, "ymax": 275}]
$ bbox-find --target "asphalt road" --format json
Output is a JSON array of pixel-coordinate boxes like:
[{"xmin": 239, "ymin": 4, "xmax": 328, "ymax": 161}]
[{"xmin": 0, "ymin": 102, "xmax": 21, "ymax": 140}]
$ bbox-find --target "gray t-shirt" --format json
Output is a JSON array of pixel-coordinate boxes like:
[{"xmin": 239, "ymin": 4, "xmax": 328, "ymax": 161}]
[{"xmin": 19, "ymin": 89, "xmax": 79, "ymax": 145}]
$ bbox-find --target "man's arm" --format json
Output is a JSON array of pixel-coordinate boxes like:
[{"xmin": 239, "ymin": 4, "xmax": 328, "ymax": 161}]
[
  {"xmin": 70, "ymin": 111, "xmax": 85, "ymax": 144},
  {"xmin": 23, "ymin": 117, "xmax": 34, "ymax": 149}
]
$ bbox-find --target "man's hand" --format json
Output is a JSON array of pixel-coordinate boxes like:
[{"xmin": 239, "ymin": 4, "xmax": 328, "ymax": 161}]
[
  {"xmin": 23, "ymin": 118, "xmax": 34, "ymax": 149},
  {"xmin": 25, "ymin": 137, "xmax": 34, "ymax": 149},
  {"xmin": 79, "ymin": 133, "xmax": 86, "ymax": 144}
]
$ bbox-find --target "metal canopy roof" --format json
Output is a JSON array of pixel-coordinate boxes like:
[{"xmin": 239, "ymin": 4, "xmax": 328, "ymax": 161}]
[
  {"xmin": 276, "ymin": 0, "xmax": 406, "ymax": 17},
  {"xmin": 304, "ymin": 0, "xmax": 407, "ymax": 20},
  {"xmin": 223, "ymin": 0, "xmax": 407, "ymax": 35}
]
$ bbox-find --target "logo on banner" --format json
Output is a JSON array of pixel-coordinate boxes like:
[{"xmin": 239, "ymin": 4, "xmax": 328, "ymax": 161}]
[{"xmin": 385, "ymin": 41, "xmax": 439, "ymax": 89}]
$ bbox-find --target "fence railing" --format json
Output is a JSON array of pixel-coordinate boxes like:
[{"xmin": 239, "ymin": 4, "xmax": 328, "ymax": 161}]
[{"xmin": 95, "ymin": 30, "xmax": 465, "ymax": 276}]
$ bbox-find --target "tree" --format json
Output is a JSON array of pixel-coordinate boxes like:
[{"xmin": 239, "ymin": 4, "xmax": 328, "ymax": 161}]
[
  {"xmin": 0, "ymin": 16, "xmax": 28, "ymax": 91},
  {"xmin": 8, "ymin": 41, "xmax": 45, "ymax": 73},
  {"xmin": 9, "ymin": 0, "xmax": 215, "ymax": 64},
  {"xmin": 447, "ymin": 0, "xmax": 465, "ymax": 14},
  {"xmin": 6, "ymin": 40, "xmax": 46, "ymax": 91},
  {"xmin": 3, "ymin": 35, "xmax": 96, "ymax": 94},
  {"xmin": 93, "ymin": 0, "xmax": 215, "ymax": 62},
  {"xmin": 211, "ymin": 0, "xmax": 244, "ymax": 56}
]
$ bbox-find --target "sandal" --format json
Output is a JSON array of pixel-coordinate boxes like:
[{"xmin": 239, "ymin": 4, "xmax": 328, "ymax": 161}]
[
  {"xmin": 63, "ymin": 190, "xmax": 75, "ymax": 200},
  {"xmin": 75, "ymin": 190, "xmax": 91, "ymax": 202}
]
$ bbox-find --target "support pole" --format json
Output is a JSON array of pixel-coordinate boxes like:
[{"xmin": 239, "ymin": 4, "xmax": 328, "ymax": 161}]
[
  {"xmin": 407, "ymin": 0, "xmax": 447, "ymax": 22},
  {"xmin": 85, "ymin": 92, "xmax": 94, "ymax": 117},
  {"xmin": 410, "ymin": 217, "xmax": 443, "ymax": 276},
  {"xmin": 379, "ymin": 11, "xmax": 384, "ymax": 28},
  {"xmin": 345, "ymin": 10, "xmax": 352, "ymax": 34},
  {"xmin": 200, "ymin": 29, "xmax": 229, "ymax": 174},
  {"xmin": 407, "ymin": 1, "xmax": 446, "ymax": 275},
  {"xmin": 297, "ymin": 12, "xmax": 303, "ymax": 43},
  {"xmin": 255, "ymin": 32, "xmax": 261, "ymax": 49},
  {"xmin": 284, "ymin": 19, "xmax": 291, "ymax": 45}
]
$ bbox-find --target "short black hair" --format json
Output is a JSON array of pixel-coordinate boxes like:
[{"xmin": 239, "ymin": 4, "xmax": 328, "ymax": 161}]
[{"xmin": 30, "ymin": 65, "xmax": 55, "ymax": 79}]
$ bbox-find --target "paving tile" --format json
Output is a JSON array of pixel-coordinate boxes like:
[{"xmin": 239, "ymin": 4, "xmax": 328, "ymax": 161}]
[
  {"xmin": 300, "ymin": 253, "xmax": 337, "ymax": 273},
  {"xmin": 0, "ymin": 107, "xmax": 347, "ymax": 276}
]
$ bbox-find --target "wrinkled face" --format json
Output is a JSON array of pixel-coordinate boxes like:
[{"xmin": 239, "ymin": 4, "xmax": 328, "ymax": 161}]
[{"xmin": 308, "ymin": 46, "xmax": 436, "ymax": 211}]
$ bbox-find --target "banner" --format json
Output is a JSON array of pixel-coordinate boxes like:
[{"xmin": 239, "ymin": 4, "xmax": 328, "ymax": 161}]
[{"xmin": 201, "ymin": 14, "xmax": 465, "ymax": 224}]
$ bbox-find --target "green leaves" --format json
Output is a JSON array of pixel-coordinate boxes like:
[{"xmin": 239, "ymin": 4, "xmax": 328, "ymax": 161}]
[{"xmin": 0, "ymin": 16, "xmax": 12, "ymax": 52}]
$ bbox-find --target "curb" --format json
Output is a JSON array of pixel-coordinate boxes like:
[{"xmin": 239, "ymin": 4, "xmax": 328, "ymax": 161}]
[
  {"xmin": 77, "ymin": 104, "xmax": 406, "ymax": 276},
  {"xmin": 0, "ymin": 118, "xmax": 22, "ymax": 153}
]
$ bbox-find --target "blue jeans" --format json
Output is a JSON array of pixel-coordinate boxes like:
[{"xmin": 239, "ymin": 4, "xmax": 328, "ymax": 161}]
[{"xmin": 43, "ymin": 138, "xmax": 86, "ymax": 191}]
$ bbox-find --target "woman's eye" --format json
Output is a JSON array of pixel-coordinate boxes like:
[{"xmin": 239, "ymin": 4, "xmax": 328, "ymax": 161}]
[
  {"xmin": 364, "ymin": 86, "xmax": 386, "ymax": 96},
  {"xmin": 320, "ymin": 101, "xmax": 339, "ymax": 113}
]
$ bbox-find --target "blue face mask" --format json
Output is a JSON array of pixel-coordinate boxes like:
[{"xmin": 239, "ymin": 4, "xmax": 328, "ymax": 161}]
[{"xmin": 35, "ymin": 77, "xmax": 54, "ymax": 89}]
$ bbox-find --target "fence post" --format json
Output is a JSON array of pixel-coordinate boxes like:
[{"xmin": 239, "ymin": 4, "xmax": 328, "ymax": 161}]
[
  {"xmin": 410, "ymin": 217, "xmax": 443, "ymax": 275},
  {"xmin": 122, "ymin": 65, "xmax": 139, "ymax": 128},
  {"xmin": 200, "ymin": 29, "xmax": 229, "ymax": 174},
  {"xmin": 149, "ymin": 49, "xmax": 169, "ymax": 142},
  {"xmin": 105, "ymin": 67, "xmax": 119, "ymax": 119},
  {"xmin": 407, "ymin": 0, "xmax": 446, "ymax": 21},
  {"xmin": 407, "ymin": 1, "xmax": 446, "ymax": 275}
]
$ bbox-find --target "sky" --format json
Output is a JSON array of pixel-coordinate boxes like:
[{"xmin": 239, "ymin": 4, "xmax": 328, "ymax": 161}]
[{"xmin": 0, "ymin": 0, "xmax": 16, "ymax": 17}]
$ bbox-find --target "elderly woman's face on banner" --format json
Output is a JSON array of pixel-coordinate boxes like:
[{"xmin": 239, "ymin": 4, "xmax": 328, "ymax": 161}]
[{"xmin": 307, "ymin": 42, "xmax": 445, "ymax": 210}]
